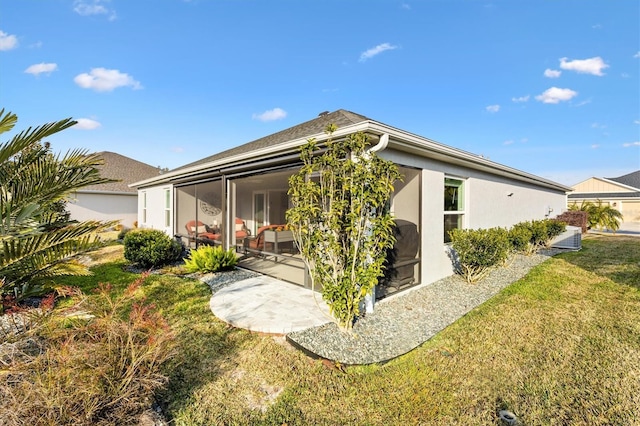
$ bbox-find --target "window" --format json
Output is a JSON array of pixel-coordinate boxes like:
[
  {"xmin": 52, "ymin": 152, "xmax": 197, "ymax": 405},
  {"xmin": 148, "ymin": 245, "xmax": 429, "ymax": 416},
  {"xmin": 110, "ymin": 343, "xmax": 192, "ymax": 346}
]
[
  {"xmin": 142, "ymin": 192, "xmax": 147, "ymax": 224},
  {"xmin": 164, "ymin": 188, "xmax": 171, "ymax": 228},
  {"xmin": 444, "ymin": 177, "xmax": 465, "ymax": 243}
]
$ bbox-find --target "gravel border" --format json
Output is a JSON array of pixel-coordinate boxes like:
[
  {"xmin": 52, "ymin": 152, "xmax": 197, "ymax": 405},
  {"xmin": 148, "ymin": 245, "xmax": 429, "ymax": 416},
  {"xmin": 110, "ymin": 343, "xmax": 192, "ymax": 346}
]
[{"xmin": 287, "ymin": 249, "xmax": 562, "ymax": 365}]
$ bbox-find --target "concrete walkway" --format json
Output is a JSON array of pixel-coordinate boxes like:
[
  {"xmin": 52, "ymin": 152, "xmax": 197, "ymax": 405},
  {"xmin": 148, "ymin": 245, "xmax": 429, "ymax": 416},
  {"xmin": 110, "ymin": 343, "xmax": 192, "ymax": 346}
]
[{"xmin": 209, "ymin": 275, "xmax": 332, "ymax": 334}]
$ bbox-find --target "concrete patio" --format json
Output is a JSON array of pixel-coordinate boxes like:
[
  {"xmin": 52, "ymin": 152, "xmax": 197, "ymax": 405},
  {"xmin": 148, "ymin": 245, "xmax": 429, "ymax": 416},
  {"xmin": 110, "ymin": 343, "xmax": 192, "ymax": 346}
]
[{"xmin": 209, "ymin": 275, "xmax": 331, "ymax": 334}]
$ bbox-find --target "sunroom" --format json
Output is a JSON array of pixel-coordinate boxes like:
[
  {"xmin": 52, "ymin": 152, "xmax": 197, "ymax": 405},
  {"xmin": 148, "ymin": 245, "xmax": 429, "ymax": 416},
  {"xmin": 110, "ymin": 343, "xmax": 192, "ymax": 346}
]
[{"xmin": 172, "ymin": 164, "xmax": 422, "ymax": 297}]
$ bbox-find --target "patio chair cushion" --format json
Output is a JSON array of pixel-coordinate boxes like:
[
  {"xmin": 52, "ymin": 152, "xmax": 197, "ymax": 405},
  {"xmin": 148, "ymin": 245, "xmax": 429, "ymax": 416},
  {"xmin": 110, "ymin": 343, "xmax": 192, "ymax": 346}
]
[
  {"xmin": 185, "ymin": 220, "xmax": 221, "ymax": 241},
  {"xmin": 245, "ymin": 225, "xmax": 282, "ymax": 251}
]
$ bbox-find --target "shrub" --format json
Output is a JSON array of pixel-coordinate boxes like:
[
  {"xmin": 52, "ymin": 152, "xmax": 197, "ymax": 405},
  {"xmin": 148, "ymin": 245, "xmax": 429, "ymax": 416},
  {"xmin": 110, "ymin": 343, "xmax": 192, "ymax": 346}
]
[
  {"xmin": 508, "ymin": 223, "xmax": 533, "ymax": 254},
  {"xmin": 449, "ymin": 227, "xmax": 510, "ymax": 283},
  {"xmin": 0, "ymin": 275, "xmax": 175, "ymax": 425},
  {"xmin": 556, "ymin": 211, "xmax": 588, "ymax": 233},
  {"xmin": 545, "ymin": 219, "xmax": 567, "ymax": 241},
  {"xmin": 123, "ymin": 229, "xmax": 182, "ymax": 268},
  {"xmin": 509, "ymin": 219, "xmax": 567, "ymax": 255},
  {"xmin": 183, "ymin": 245, "xmax": 237, "ymax": 273}
]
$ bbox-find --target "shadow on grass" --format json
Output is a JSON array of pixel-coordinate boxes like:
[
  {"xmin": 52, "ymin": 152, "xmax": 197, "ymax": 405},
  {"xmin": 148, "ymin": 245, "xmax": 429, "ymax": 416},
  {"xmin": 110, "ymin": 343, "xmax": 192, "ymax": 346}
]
[{"xmin": 556, "ymin": 234, "xmax": 640, "ymax": 290}]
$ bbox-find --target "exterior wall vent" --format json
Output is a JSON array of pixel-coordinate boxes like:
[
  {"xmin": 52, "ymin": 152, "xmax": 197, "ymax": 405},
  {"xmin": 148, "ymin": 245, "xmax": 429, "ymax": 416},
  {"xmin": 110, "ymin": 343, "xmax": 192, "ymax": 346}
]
[{"xmin": 550, "ymin": 225, "xmax": 582, "ymax": 250}]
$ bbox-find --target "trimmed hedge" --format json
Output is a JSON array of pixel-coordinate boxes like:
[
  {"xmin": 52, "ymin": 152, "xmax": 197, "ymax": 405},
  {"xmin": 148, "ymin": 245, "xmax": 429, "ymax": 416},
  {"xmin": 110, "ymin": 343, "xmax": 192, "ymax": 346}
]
[
  {"xmin": 123, "ymin": 229, "xmax": 182, "ymax": 268},
  {"xmin": 555, "ymin": 211, "xmax": 588, "ymax": 233},
  {"xmin": 449, "ymin": 227, "xmax": 510, "ymax": 283},
  {"xmin": 450, "ymin": 219, "xmax": 567, "ymax": 283}
]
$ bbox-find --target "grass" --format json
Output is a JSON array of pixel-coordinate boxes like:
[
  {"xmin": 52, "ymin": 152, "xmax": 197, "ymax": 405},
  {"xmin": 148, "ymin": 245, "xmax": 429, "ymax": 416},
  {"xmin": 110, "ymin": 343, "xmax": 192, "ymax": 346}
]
[{"xmin": 44, "ymin": 234, "xmax": 640, "ymax": 424}]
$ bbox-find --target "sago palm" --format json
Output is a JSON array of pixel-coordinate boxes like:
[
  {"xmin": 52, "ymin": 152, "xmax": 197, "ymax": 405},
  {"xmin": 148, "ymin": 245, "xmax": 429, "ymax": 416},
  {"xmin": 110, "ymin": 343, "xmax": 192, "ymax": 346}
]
[
  {"xmin": 0, "ymin": 108, "xmax": 116, "ymax": 299},
  {"xmin": 568, "ymin": 200, "xmax": 624, "ymax": 232}
]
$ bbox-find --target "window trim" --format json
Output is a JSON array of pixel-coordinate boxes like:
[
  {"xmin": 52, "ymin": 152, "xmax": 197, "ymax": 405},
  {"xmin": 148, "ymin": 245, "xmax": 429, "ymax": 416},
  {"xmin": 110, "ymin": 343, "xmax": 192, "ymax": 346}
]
[
  {"xmin": 141, "ymin": 191, "xmax": 147, "ymax": 224},
  {"xmin": 444, "ymin": 176, "xmax": 466, "ymax": 243},
  {"xmin": 164, "ymin": 188, "xmax": 171, "ymax": 228}
]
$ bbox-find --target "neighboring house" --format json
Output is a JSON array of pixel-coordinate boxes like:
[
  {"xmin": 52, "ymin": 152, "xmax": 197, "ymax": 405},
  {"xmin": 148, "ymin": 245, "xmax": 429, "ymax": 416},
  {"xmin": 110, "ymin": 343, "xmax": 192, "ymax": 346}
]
[
  {"xmin": 131, "ymin": 109, "xmax": 570, "ymax": 293},
  {"xmin": 568, "ymin": 170, "xmax": 640, "ymax": 223},
  {"xmin": 67, "ymin": 151, "xmax": 162, "ymax": 228}
]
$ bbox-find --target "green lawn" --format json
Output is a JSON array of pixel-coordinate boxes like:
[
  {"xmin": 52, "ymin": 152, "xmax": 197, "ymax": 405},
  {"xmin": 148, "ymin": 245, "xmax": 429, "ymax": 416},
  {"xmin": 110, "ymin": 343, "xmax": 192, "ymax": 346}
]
[{"xmin": 52, "ymin": 234, "xmax": 640, "ymax": 425}]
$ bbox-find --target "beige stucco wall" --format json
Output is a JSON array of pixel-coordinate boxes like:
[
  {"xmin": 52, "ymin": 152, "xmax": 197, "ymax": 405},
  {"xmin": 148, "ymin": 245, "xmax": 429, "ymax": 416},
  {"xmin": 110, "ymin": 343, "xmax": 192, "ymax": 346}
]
[{"xmin": 67, "ymin": 192, "xmax": 138, "ymax": 228}]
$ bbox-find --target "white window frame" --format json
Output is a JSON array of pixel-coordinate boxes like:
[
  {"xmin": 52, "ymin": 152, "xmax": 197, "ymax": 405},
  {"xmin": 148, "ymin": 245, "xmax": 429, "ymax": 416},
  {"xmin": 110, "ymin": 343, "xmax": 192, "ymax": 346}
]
[
  {"xmin": 444, "ymin": 176, "xmax": 466, "ymax": 243},
  {"xmin": 141, "ymin": 191, "xmax": 147, "ymax": 224},
  {"xmin": 164, "ymin": 188, "xmax": 171, "ymax": 228}
]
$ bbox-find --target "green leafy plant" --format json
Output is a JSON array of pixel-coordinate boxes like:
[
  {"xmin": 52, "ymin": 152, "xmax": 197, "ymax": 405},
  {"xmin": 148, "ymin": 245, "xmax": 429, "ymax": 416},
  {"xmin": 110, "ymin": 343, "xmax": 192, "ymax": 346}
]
[
  {"xmin": 0, "ymin": 108, "xmax": 115, "ymax": 302},
  {"xmin": 0, "ymin": 274, "xmax": 175, "ymax": 425},
  {"xmin": 449, "ymin": 227, "xmax": 510, "ymax": 283},
  {"xmin": 569, "ymin": 200, "xmax": 624, "ymax": 232},
  {"xmin": 508, "ymin": 223, "xmax": 533, "ymax": 254},
  {"xmin": 287, "ymin": 125, "xmax": 401, "ymax": 331},
  {"xmin": 545, "ymin": 219, "xmax": 567, "ymax": 241},
  {"xmin": 509, "ymin": 219, "xmax": 566, "ymax": 255},
  {"xmin": 123, "ymin": 229, "xmax": 182, "ymax": 268},
  {"xmin": 183, "ymin": 245, "xmax": 237, "ymax": 273}
]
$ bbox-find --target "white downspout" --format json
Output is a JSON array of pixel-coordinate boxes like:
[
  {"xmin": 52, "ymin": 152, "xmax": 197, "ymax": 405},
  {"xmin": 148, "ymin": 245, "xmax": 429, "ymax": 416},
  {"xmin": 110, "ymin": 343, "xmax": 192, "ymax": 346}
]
[
  {"xmin": 368, "ymin": 132, "xmax": 389, "ymax": 154},
  {"xmin": 362, "ymin": 133, "xmax": 390, "ymax": 314}
]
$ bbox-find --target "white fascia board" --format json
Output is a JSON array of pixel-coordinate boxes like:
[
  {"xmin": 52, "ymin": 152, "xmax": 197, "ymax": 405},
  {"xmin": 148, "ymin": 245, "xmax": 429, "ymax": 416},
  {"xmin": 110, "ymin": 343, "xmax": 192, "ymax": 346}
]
[
  {"xmin": 599, "ymin": 177, "xmax": 640, "ymax": 192},
  {"xmin": 366, "ymin": 122, "xmax": 573, "ymax": 193},
  {"xmin": 74, "ymin": 189, "xmax": 136, "ymax": 196},
  {"xmin": 130, "ymin": 121, "xmax": 375, "ymax": 189},
  {"xmin": 130, "ymin": 118, "xmax": 571, "ymax": 193}
]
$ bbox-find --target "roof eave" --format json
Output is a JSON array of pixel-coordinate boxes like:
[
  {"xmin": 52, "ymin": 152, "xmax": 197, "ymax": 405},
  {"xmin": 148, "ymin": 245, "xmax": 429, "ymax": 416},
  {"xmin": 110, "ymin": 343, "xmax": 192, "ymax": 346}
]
[{"xmin": 131, "ymin": 119, "xmax": 571, "ymax": 194}]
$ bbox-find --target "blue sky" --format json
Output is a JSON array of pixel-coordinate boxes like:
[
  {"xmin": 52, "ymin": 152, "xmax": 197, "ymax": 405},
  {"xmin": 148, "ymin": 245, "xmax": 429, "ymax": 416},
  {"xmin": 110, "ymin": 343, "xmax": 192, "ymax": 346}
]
[{"xmin": 1, "ymin": 0, "xmax": 638, "ymax": 186}]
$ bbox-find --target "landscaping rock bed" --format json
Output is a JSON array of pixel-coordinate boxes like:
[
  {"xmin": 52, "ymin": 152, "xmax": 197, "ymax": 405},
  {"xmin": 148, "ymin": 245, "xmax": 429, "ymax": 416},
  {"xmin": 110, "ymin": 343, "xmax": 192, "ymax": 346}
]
[{"xmin": 287, "ymin": 249, "xmax": 561, "ymax": 365}]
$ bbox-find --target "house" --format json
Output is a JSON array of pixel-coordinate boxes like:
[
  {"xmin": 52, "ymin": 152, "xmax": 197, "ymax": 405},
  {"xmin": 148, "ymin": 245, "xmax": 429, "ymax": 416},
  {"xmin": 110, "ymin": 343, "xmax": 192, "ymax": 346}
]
[
  {"xmin": 131, "ymin": 109, "xmax": 571, "ymax": 293},
  {"xmin": 568, "ymin": 170, "xmax": 640, "ymax": 223},
  {"xmin": 67, "ymin": 151, "xmax": 162, "ymax": 228}
]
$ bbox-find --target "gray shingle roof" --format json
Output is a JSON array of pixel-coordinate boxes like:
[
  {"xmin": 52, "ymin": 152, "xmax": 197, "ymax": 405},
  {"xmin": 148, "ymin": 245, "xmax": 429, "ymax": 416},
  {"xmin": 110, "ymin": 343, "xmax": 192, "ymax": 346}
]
[
  {"xmin": 82, "ymin": 152, "xmax": 162, "ymax": 193},
  {"xmin": 568, "ymin": 192, "xmax": 640, "ymax": 199},
  {"xmin": 172, "ymin": 109, "xmax": 370, "ymax": 172},
  {"xmin": 607, "ymin": 170, "xmax": 640, "ymax": 190}
]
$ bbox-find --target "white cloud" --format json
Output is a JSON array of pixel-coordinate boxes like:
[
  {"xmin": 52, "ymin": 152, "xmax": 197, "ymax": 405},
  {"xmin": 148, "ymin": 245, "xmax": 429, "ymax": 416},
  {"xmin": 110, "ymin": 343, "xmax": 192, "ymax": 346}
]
[
  {"xmin": 634, "ymin": 120, "xmax": 640, "ymax": 125},
  {"xmin": 535, "ymin": 87, "xmax": 578, "ymax": 104},
  {"xmin": 0, "ymin": 30, "xmax": 18, "ymax": 51},
  {"xmin": 74, "ymin": 68, "xmax": 142, "ymax": 92},
  {"xmin": 486, "ymin": 104, "xmax": 500, "ymax": 113},
  {"xmin": 544, "ymin": 68, "xmax": 561, "ymax": 78},
  {"xmin": 29, "ymin": 41, "xmax": 43, "ymax": 49},
  {"xmin": 591, "ymin": 122, "xmax": 606, "ymax": 129},
  {"xmin": 74, "ymin": 0, "xmax": 117, "ymax": 21},
  {"xmin": 24, "ymin": 62, "xmax": 58, "ymax": 76},
  {"xmin": 592, "ymin": 24, "xmax": 602, "ymax": 29},
  {"xmin": 634, "ymin": 51, "xmax": 640, "ymax": 59},
  {"xmin": 512, "ymin": 95, "xmax": 530, "ymax": 103},
  {"xmin": 74, "ymin": 118, "xmax": 101, "ymax": 130},
  {"xmin": 503, "ymin": 140, "xmax": 514, "ymax": 145},
  {"xmin": 623, "ymin": 141, "xmax": 640, "ymax": 147},
  {"xmin": 171, "ymin": 146, "xmax": 184, "ymax": 153},
  {"xmin": 591, "ymin": 144, "xmax": 600, "ymax": 149},
  {"xmin": 559, "ymin": 56, "xmax": 609, "ymax": 76},
  {"xmin": 401, "ymin": 3, "xmax": 411, "ymax": 10},
  {"xmin": 252, "ymin": 107, "xmax": 287, "ymax": 122},
  {"xmin": 359, "ymin": 43, "xmax": 398, "ymax": 62}
]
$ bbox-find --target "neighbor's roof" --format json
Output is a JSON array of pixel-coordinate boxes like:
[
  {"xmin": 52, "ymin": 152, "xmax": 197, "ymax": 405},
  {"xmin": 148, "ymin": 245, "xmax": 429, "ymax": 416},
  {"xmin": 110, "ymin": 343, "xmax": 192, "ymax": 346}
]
[
  {"xmin": 568, "ymin": 192, "xmax": 640, "ymax": 199},
  {"xmin": 173, "ymin": 110, "xmax": 369, "ymax": 171},
  {"xmin": 606, "ymin": 170, "xmax": 640, "ymax": 190},
  {"xmin": 131, "ymin": 109, "xmax": 572, "ymax": 193},
  {"xmin": 81, "ymin": 151, "xmax": 162, "ymax": 193}
]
